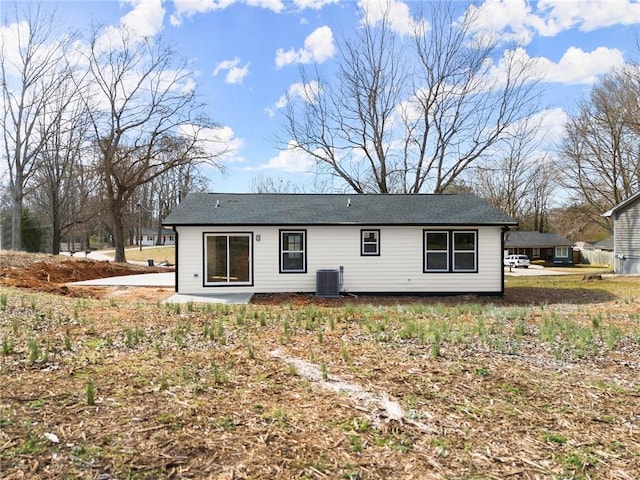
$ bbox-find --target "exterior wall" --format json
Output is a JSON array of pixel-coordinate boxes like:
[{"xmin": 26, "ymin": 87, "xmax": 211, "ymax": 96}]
[
  {"xmin": 613, "ymin": 203, "xmax": 640, "ymax": 275},
  {"xmin": 175, "ymin": 225, "xmax": 505, "ymax": 295}
]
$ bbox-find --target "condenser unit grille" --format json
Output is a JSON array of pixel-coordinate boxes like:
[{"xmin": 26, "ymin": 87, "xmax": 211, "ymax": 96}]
[{"xmin": 316, "ymin": 269, "xmax": 340, "ymax": 298}]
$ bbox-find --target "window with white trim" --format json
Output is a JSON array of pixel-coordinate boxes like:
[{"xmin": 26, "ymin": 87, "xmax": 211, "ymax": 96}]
[
  {"xmin": 424, "ymin": 231, "xmax": 449, "ymax": 272},
  {"xmin": 453, "ymin": 231, "xmax": 477, "ymax": 271},
  {"xmin": 555, "ymin": 246, "xmax": 569, "ymax": 258},
  {"xmin": 280, "ymin": 230, "xmax": 306, "ymax": 273},
  {"xmin": 424, "ymin": 230, "xmax": 477, "ymax": 273},
  {"xmin": 361, "ymin": 229, "xmax": 380, "ymax": 256}
]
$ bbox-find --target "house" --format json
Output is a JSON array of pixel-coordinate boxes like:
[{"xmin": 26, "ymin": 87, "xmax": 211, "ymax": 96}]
[
  {"xmin": 504, "ymin": 231, "xmax": 574, "ymax": 265},
  {"xmin": 139, "ymin": 228, "xmax": 176, "ymax": 247},
  {"xmin": 602, "ymin": 192, "xmax": 640, "ymax": 274},
  {"xmin": 575, "ymin": 238, "xmax": 614, "ymax": 267},
  {"xmin": 162, "ymin": 193, "xmax": 517, "ymax": 297}
]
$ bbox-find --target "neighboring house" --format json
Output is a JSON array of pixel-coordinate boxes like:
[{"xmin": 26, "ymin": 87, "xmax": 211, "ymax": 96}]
[
  {"xmin": 504, "ymin": 231, "xmax": 574, "ymax": 265},
  {"xmin": 575, "ymin": 238, "xmax": 614, "ymax": 267},
  {"xmin": 602, "ymin": 193, "xmax": 640, "ymax": 274},
  {"xmin": 162, "ymin": 193, "xmax": 517, "ymax": 297},
  {"xmin": 140, "ymin": 228, "xmax": 176, "ymax": 247}
]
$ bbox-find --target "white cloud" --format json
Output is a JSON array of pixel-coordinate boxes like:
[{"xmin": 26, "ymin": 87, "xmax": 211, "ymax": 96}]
[
  {"xmin": 170, "ymin": 0, "xmax": 284, "ymax": 26},
  {"xmin": 213, "ymin": 58, "xmax": 250, "ymax": 84},
  {"xmin": 275, "ymin": 80, "xmax": 322, "ymax": 108},
  {"xmin": 467, "ymin": 0, "xmax": 537, "ymax": 44},
  {"xmin": 536, "ymin": 46, "xmax": 625, "ymax": 85},
  {"xmin": 536, "ymin": 0, "xmax": 640, "ymax": 35},
  {"xmin": 294, "ymin": 0, "xmax": 339, "ymax": 9},
  {"xmin": 358, "ymin": 0, "xmax": 424, "ymax": 36},
  {"xmin": 467, "ymin": 0, "xmax": 640, "ymax": 45},
  {"xmin": 257, "ymin": 141, "xmax": 316, "ymax": 172},
  {"xmin": 275, "ymin": 26, "xmax": 335, "ymax": 68},
  {"xmin": 481, "ymin": 46, "xmax": 624, "ymax": 88},
  {"xmin": 120, "ymin": 0, "xmax": 165, "ymax": 38},
  {"xmin": 178, "ymin": 123, "xmax": 245, "ymax": 161},
  {"xmin": 530, "ymin": 107, "xmax": 568, "ymax": 146},
  {"xmin": 246, "ymin": 0, "xmax": 285, "ymax": 12}
]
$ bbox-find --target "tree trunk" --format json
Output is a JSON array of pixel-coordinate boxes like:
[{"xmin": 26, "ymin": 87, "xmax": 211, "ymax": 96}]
[
  {"xmin": 110, "ymin": 197, "xmax": 127, "ymax": 263},
  {"xmin": 10, "ymin": 181, "xmax": 23, "ymax": 251}
]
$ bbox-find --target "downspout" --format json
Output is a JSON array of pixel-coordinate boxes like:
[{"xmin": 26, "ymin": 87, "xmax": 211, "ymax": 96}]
[
  {"xmin": 172, "ymin": 226, "xmax": 178, "ymax": 292},
  {"xmin": 501, "ymin": 226, "xmax": 511, "ymax": 296}
]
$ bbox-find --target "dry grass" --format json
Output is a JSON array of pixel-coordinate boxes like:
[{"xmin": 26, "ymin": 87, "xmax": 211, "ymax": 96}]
[{"xmin": 0, "ymin": 253, "xmax": 639, "ymax": 479}]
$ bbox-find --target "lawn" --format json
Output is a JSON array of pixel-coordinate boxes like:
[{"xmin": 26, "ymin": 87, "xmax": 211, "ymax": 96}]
[
  {"xmin": 104, "ymin": 246, "xmax": 176, "ymax": 264},
  {"xmin": 1, "ymin": 266, "xmax": 639, "ymax": 479}
]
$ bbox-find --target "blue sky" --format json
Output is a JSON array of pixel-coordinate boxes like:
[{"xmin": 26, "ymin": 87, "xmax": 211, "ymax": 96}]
[{"xmin": 3, "ymin": 0, "xmax": 640, "ymax": 193}]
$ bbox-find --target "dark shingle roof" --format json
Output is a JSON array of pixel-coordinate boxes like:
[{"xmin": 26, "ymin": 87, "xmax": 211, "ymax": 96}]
[
  {"xmin": 602, "ymin": 191, "xmax": 640, "ymax": 217},
  {"xmin": 162, "ymin": 193, "xmax": 516, "ymax": 226},
  {"xmin": 505, "ymin": 231, "xmax": 573, "ymax": 248}
]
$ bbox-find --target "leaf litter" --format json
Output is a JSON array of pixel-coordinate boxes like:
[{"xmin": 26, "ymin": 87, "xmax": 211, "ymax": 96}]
[{"xmin": 0, "ymin": 251, "xmax": 639, "ymax": 479}]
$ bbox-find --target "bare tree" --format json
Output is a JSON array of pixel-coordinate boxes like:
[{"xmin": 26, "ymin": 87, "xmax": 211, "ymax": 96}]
[
  {"xmin": 472, "ymin": 116, "xmax": 556, "ymax": 227},
  {"xmin": 32, "ymin": 78, "xmax": 93, "ymax": 254},
  {"xmin": 560, "ymin": 66, "xmax": 640, "ymax": 232},
  {"xmin": 280, "ymin": 1, "xmax": 541, "ymax": 193},
  {"xmin": 152, "ymin": 163, "xmax": 210, "ymax": 243},
  {"xmin": 80, "ymin": 26, "xmax": 225, "ymax": 262},
  {"xmin": 1, "ymin": 4, "xmax": 75, "ymax": 250}
]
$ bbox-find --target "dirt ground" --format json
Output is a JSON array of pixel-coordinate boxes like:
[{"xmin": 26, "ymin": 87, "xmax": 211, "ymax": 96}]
[
  {"xmin": 0, "ymin": 250, "xmax": 612, "ymax": 307},
  {"xmin": 0, "ymin": 251, "xmax": 173, "ymax": 299},
  {"xmin": 1, "ymin": 251, "xmax": 639, "ymax": 480}
]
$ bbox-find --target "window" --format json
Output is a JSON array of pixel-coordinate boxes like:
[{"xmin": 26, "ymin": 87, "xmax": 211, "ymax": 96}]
[
  {"xmin": 453, "ymin": 231, "xmax": 476, "ymax": 271},
  {"xmin": 280, "ymin": 230, "xmax": 306, "ymax": 273},
  {"xmin": 361, "ymin": 229, "xmax": 380, "ymax": 256},
  {"xmin": 204, "ymin": 233, "xmax": 252, "ymax": 285},
  {"xmin": 424, "ymin": 230, "xmax": 477, "ymax": 273},
  {"xmin": 425, "ymin": 231, "xmax": 449, "ymax": 272},
  {"xmin": 555, "ymin": 246, "xmax": 569, "ymax": 258}
]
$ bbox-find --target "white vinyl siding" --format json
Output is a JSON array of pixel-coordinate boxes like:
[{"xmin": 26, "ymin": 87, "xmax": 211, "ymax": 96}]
[{"xmin": 174, "ymin": 225, "xmax": 504, "ymax": 294}]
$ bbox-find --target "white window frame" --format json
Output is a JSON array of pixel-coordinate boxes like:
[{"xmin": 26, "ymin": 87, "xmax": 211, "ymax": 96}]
[
  {"xmin": 555, "ymin": 246, "xmax": 569, "ymax": 258},
  {"xmin": 280, "ymin": 230, "xmax": 306, "ymax": 273},
  {"xmin": 452, "ymin": 231, "xmax": 477, "ymax": 272},
  {"xmin": 361, "ymin": 229, "xmax": 380, "ymax": 256},
  {"xmin": 424, "ymin": 231, "xmax": 450, "ymax": 272}
]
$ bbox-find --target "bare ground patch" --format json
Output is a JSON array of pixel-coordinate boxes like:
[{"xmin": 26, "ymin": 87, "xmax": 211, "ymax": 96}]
[{"xmin": 0, "ymin": 252, "xmax": 639, "ymax": 479}]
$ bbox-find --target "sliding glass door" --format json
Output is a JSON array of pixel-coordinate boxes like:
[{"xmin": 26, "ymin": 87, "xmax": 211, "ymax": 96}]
[{"xmin": 205, "ymin": 233, "xmax": 252, "ymax": 285}]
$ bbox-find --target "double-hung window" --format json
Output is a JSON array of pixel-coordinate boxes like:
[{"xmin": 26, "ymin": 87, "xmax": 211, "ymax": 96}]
[
  {"xmin": 452, "ymin": 231, "xmax": 476, "ymax": 271},
  {"xmin": 424, "ymin": 230, "xmax": 477, "ymax": 273},
  {"xmin": 280, "ymin": 230, "xmax": 306, "ymax": 273},
  {"xmin": 361, "ymin": 230, "xmax": 380, "ymax": 256},
  {"xmin": 555, "ymin": 246, "xmax": 569, "ymax": 258},
  {"xmin": 424, "ymin": 231, "xmax": 449, "ymax": 271}
]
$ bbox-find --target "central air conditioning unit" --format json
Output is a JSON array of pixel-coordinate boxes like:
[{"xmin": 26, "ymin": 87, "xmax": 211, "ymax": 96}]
[{"xmin": 316, "ymin": 269, "xmax": 341, "ymax": 298}]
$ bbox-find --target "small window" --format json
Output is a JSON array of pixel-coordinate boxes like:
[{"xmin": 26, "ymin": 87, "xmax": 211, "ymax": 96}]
[
  {"xmin": 361, "ymin": 229, "xmax": 380, "ymax": 256},
  {"xmin": 280, "ymin": 230, "xmax": 306, "ymax": 273},
  {"xmin": 555, "ymin": 246, "xmax": 569, "ymax": 258}
]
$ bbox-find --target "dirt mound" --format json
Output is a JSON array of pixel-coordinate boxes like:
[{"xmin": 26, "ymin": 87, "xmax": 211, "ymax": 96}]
[{"xmin": 0, "ymin": 251, "xmax": 171, "ymax": 297}]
